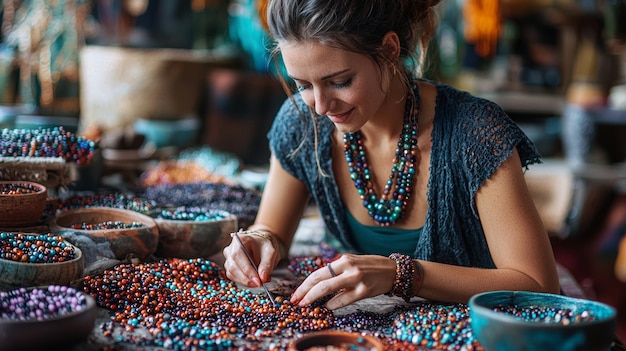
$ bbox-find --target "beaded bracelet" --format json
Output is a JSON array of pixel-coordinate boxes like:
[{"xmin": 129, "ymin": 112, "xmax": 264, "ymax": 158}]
[{"xmin": 386, "ymin": 253, "xmax": 423, "ymax": 302}]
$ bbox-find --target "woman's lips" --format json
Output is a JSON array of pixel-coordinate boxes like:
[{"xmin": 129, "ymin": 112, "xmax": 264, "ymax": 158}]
[{"xmin": 327, "ymin": 108, "xmax": 353, "ymax": 124}]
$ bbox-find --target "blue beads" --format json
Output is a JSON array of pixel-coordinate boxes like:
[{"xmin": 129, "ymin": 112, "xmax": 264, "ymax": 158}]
[{"xmin": 157, "ymin": 207, "xmax": 230, "ymax": 222}]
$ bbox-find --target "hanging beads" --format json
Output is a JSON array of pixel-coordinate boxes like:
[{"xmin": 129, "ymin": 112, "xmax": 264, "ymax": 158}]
[{"xmin": 343, "ymin": 84, "xmax": 420, "ymax": 226}]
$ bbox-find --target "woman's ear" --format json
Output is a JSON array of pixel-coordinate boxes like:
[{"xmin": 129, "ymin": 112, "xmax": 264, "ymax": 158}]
[{"xmin": 382, "ymin": 31, "xmax": 401, "ymax": 60}]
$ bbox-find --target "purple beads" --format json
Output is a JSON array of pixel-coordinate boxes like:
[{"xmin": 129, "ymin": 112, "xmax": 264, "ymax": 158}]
[{"xmin": 0, "ymin": 285, "xmax": 88, "ymax": 321}]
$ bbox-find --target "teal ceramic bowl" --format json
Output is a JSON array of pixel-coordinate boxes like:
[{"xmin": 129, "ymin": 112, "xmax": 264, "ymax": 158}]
[
  {"xmin": 133, "ymin": 117, "xmax": 199, "ymax": 148},
  {"xmin": 469, "ymin": 290, "xmax": 617, "ymax": 351}
]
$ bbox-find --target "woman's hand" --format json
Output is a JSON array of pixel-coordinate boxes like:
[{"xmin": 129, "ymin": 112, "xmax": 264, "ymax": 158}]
[
  {"xmin": 222, "ymin": 231, "xmax": 282, "ymax": 287},
  {"xmin": 289, "ymin": 254, "xmax": 397, "ymax": 310}
]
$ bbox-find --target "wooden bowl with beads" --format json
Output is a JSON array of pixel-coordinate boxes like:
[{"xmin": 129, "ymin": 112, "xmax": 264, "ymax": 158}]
[
  {"xmin": 0, "ymin": 232, "xmax": 84, "ymax": 290},
  {"xmin": 48, "ymin": 207, "xmax": 159, "ymax": 264},
  {"xmin": 0, "ymin": 181, "xmax": 47, "ymax": 228},
  {"xmin": 150, "ymin": 207, "xmax": 238, "ymax": 259},
  {"xmin": 0, "ymin": 285, "xmax": 97, "ymax": 351},
  {"xmin": 288, "ymin": 330, "xmax": 384, "ymax": 351},
  {"xmin": 469, "ymin": 290, "xmax": 617, "ymax": 351}
]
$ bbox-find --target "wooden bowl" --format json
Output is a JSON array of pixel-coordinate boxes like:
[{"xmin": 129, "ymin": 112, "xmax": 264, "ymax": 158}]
[
  {"xmin": 469, "ymin": 290, "xmax": 617, "ymax": 351},
  {"xmin": 288, "ymin": 330, "xmax": 384, "ymax": 351},
  {"xmin": 153, "ymin": 208, "xmax": 237, "ymax": 259},
  {"xmin": 0, "ymin": 285, "xmax": 97, "ymax": 351},
  {"xmin": 0, "ymin": 234, "xmax": 84, "ymax": 290},
  {"xmin": 49, "ymin": 207, "xmax": 159, "ymax": 263},
  {"xmin": 0, "ymin": 181, "xmax": 47, "ymax": 227}
]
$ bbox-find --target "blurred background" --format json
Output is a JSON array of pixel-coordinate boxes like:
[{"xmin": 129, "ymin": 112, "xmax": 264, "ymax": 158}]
[{"xmin": 0, "ymin": 0, "xmax": 625, "ymax": 341}]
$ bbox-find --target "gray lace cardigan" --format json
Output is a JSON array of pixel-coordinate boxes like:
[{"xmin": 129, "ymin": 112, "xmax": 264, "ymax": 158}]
[{"xmin": 267, "ymin": 83, "xmax": 541, "ymax": 268}]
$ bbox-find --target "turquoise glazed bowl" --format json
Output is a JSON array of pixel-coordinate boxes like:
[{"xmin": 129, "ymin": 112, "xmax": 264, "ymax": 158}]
[{"xmin": 469, "ymin": 290, "xmax": 617, "ymax": 351}]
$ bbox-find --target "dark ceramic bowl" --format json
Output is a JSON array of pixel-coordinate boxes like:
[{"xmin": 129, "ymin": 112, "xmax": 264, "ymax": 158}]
[
  {"xmin": 0, "ymin": 286, "xmax": 97, "ymax": 351},
  {"xmin": 469, "ymin": 290, "xmax": 617, "ymax": 351},
  {"xmin": 152, "ymin": 208, "xmax": 237, "ymax": 259},
  {"xmin": 49, "ymin": 207, "xmax": 159, "ymax": 264},
  {"xmin": 288, "ymin": 330, "xmax": 384, "ymax": 351}
]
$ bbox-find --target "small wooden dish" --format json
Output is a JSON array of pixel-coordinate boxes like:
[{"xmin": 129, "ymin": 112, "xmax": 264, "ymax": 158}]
[
  {"xmin": 289, "ymin": 330, "xmax": 384, "ymax": 351},
  {"xmin": 49, "ymin": 207, "xmax": 159, "ymax": 263},
  {"xmin": 0, "ymin": 237, "xmax": 84, "ymax": 290},
  {"xmin": 0, "ymin": 181, "xmax": 47, "ymax": 228}
]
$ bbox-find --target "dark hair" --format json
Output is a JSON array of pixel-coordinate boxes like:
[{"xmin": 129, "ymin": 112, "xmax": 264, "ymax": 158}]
[
  {"xmin": 265, "ymin": 0, "xmax": 442, "ymax": 172},
  {"xmin": 266, "ymin": 0, "xmax": 442, "ymax": 82}
]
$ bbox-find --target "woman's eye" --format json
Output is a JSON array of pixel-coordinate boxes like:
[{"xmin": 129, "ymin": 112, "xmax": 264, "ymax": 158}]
[
  {"xmin": 296, "ymin": 84, "xmax": 308, "ymax": 92},
  {"xmin": 334, "ymin": 78, "xmax": 353, "ymax": 89}
]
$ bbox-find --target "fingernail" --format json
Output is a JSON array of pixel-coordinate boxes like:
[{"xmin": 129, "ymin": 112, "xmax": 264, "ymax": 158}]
[{"xmin": 252, "ymin": 277, "xmax": 262, "ymax": 287}]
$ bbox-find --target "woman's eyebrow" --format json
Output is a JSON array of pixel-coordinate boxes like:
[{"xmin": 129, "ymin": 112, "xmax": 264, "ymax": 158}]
[{"xmin": 289, "ymin": 68, "xmax": 350, "ymax": 82}]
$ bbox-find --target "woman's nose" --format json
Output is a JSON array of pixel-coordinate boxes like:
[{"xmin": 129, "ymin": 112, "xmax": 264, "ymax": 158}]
[{"xmin": 313, "ymin": 89, "xmax": 333, "ymax": 116}]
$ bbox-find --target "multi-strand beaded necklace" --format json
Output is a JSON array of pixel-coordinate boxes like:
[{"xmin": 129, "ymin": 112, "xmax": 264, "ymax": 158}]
[{"xmin": 343, "ymin": 84, "xmax": 420, "ymax": 226}]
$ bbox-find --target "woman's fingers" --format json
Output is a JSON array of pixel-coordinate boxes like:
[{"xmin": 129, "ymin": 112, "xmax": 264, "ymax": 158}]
[
  {"xmin": 223, "ymin": 234, "xmax": 280, "ymax": 286},
  {"xmin": 290, "ymin": 254, "xmax": 396, "ymax": 310},
  {"xmin": 223, "ymin": 240, "xmax": 262, "ymax": 287}
]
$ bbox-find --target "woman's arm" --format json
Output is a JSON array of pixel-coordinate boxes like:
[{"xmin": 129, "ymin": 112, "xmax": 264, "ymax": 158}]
[
  {"xmin": 291, "ymin": 149, "xmax": 561, "ymax": 309},
  {"xmin": 223, "ymin": 155, "xmax": 310, "ymax": 286},
  {"xmin": 414, "ymin": 148, "xmax": 561, "ymax": 302}
]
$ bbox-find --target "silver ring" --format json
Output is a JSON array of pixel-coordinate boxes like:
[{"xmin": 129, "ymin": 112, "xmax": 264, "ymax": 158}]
[{"xmin": 327, "ymin": 263, "xmax": 337, "ymax": 277}]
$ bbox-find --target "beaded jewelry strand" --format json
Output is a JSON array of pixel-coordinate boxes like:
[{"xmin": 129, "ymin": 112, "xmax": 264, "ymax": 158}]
[{"xmin": 343, "ymin": 84, "xmax": 420, "ymax": 226}]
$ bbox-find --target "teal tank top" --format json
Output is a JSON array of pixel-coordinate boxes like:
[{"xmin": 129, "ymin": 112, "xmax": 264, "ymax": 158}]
[{"xmin": 346, "ymin": 210, "xmax": 422, "ymax": 257}]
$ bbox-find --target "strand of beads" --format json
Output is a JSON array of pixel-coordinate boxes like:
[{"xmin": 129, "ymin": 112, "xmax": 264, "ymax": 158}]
[
  {"xmin": 0, "ymin": 126, "xmax": 96, "ymax": 164},
  {"xmin": 70, "ymin": 221, "xmax": 145, "ymax": 230},
  {"xmin": 0, "ymin": 285, "xmax": 87, "ymax": 321},
  {"xmin": 0, "ymin": 232, "xmax": 77, "ymax": 263},
  {"xmin": 343, "ymin": 85, "xmax": 419, "ymax": 226}
]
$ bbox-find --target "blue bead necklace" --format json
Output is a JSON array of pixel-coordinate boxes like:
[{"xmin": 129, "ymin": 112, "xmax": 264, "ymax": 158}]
[{"xmin": 343, "ymin": 84, "xmax": 419, "ymax": 226}]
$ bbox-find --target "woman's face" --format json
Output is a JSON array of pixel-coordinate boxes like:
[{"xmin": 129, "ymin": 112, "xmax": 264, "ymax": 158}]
[{"xmin": 279, "ymin": 40, "xmax": 390, "ymax": 133}]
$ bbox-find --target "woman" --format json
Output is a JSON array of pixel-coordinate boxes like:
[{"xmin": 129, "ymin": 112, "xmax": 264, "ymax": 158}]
[{"xmin": 223, "ymin": 0, "xmax": 560, "ymax": 310}]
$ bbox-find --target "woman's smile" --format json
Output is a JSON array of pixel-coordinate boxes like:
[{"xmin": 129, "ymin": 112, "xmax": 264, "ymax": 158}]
[{"xmin": 327, "ymin": 108, "xmax": 355, "ymax": 124}]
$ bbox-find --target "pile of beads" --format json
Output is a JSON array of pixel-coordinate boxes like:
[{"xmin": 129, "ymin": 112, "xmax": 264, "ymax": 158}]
[
  {"xmin": 0, "ymin": 285, "xmax": 88, "ymax": 321},
  {"xmin": 288, "ymin": 252, "xmax": 483, "ymax": 351},
  {"xmin": 0, "ymin": 126, "xmax": 96, "ymax": 164},
  {"xmin": 157, "ymin": 207, "xmax": 230, "ymax": 222},
  {"xmin": 142, "ymin": 182, "xmax": 261, "ymax": 228},
  {"xmin": 0, "ymin": 183, "xmax": 42, "ymax": 195},
  {"xmin": 491, "ymin": 304, "xmax": 598, "ymax": 325},
  {"xmin": 392, "ymin": 303, "xmax": 481, "ymax": 350},
  {"xmin": 83, "ymin": 258, "xmax": 334, "ymax": 350},
  {"xmin": 53, "ymin": 192, "xmax": 156, "ymax": 215},
  {"xmin": 70, "ymin": 221, "xmax": 145, "ymax": 230},
  {"xmin": 0, "ymin": 232, "xmax": 77, "ymax": 263}
]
